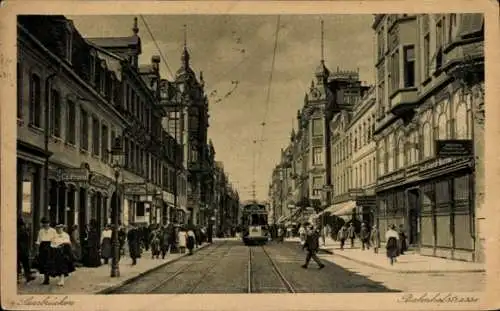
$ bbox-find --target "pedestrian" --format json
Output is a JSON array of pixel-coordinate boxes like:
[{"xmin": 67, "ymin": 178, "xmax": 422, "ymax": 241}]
[
  {"xmin": 337, "ymin": 225, "xmax": 347, "ymax": 250},
  {"xmin": 69, "ymin": 224, "xmax": 82, "ymax": 266},
  {"xmin": 127, "ymin": 225, "xmax": 140, "ymax": 265},
  {"xmin": 207, "ymin": 223, "xmax": 213, "ymax": 244},
  {"xmin": 177, "ymin": 226, "xmax": 187, "ymax": 254},
  {"xmin": 84, "ymin": 219, "xmax": 101, "ymax": 267},
  {"xmin": 150, "ymin": 229, "xmax": 161, "ymax": 259},
  {"xmin": 17, "ymin": 217, "xmax": 36, "ymax": 283},
  {"xmin": 301, "ymin": 225, "xmax": 325, "ymax": 269},
  {"xmin": 160, "ymin": 225, "xmax": 170, "ymax": 259},
  {"xmin": 360, "ymin": 223, "xmax": 371, "ymax": 250},
  {"xmin": 370, "ymin": 225, "xmax": 380, "ymax": 254},
  {"xmin": 100, "ymin": 224, "xmax": 112, "ymax": 264},
  {"xmin": 347, "ymin": 222, "xmax": 356, "ymax": 248},
  {"xmin": 277, "ymin": 227, "xmax": 284, "ymax": 243},
  {"xmin": 398, "ymin": 224, "xmax": 408, "ymax": 255},
  {"xmin": 46, "ymin": 224, "xmax": 75, "ymax": 286},
  {"xmin": 35, "ymin": 217, "xmax": 56, "ymax": 285},
  {"xmin": 385, "ymin": 224, "xmax": 400, "ymax": 265},
  {"xmin": 186, "ymin": 227, "xmax": 196, "ymax": 255}
]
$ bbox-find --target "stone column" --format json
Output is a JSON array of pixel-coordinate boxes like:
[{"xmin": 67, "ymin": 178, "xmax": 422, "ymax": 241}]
[{"xmin": 473, "ymin": 84, "xmax": 485, "ymax": 263}]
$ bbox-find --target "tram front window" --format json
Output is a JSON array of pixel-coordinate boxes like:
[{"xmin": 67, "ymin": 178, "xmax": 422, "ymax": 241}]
[{"xmin": 250, "ymin": 214, "xmax": 267, "ymax": 226}]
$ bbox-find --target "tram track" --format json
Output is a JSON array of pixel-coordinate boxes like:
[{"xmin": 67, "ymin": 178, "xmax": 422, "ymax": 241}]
[
  {"xmin": 247, "ymin": 244, "xmax": 296, "ymax": 293},
  {"xmin": 108, "ymin": 241, "xmax": 230, "ymax": 294}
]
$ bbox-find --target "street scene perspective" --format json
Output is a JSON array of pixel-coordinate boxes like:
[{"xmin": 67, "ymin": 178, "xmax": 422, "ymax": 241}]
[{"xmin": 16, "ymin": 13, "xmax": 485, "ymax": 295}]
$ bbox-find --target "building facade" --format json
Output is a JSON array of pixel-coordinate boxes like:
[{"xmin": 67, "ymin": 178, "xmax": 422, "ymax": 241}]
[
  {"xmin": 372, "ymin": 14, "xmax": 484, "ymax": 262},
  {"xmin": 329, "ymin": 86, "xmax": 376, "ymax": 224},
  {"xmin": 17, "ymin": 15, "xmax": 188, "ymax": 249}
]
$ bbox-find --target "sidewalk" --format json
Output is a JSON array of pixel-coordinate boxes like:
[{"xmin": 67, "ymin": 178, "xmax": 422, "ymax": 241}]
[
  {"xmin": 17, "ymin": 243, "xmax": 210, "ymax": 295},
  {"xmin": 285, "ymin": 237, "xmax": 485, "ymax": 274}
]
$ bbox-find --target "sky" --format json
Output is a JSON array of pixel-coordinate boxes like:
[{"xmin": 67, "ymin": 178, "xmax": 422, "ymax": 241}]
[{"xmin": 68, "ymin": 14, "xmax": 375, "ymax": 202}]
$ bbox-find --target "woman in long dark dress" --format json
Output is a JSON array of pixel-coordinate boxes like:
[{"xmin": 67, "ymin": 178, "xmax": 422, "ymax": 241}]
[
  {"xmin": 85, "ymin": 219, "xmax": 101, "ymax": 267},
  {"xmin": 186, "ymin": 227, "xmax": 196, "ymax": 256},
  {"xmin": 127, "ymin": 225, "xmax": 140, "ymax": 265},
  {"xmin": 35, "ymin": 217, "xmax": 56, "ymax": 285},
  {"xmin": 385, "ymin": 224, "xmax": 400, "ymax": 265},
  {"xmin": 46, "ymin": 224, "xmax": 75, "ymax": 286}
]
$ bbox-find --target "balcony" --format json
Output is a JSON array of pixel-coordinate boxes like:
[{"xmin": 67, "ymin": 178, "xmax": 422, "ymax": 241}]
[{"xmin": 389, "ymin": 87, "xmax": 418, "ymax": 120}]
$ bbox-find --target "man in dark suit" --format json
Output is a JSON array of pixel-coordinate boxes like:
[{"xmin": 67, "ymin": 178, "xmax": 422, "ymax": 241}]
[{"xmin": 301, "ymin": 225, "xmax": 325, "ymax": 269}]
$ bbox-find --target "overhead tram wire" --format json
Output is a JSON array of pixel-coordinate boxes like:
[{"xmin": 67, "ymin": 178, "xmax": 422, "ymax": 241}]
[
  {"xmin": 140, "ymin": 15, "xmax": 175, "ymax": 80},
  {"xmin": 255, "ymin": 15, "xmax": 281, "ymax": 173}
]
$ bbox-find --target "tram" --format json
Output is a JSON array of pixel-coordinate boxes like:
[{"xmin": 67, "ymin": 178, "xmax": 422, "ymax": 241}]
[{"xmin": 241, "ymin": 202, "xmax": 269, "ymax": 245}]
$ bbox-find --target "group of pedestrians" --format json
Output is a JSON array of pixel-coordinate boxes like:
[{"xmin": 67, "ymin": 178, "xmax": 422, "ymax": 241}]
[
  {"xmin": 335, "ymin": 221, "xmax": 408, "ymax": 265},
  {"xmin": 17, "ymin": 216, "xmax": 213, "ymax": 287}
]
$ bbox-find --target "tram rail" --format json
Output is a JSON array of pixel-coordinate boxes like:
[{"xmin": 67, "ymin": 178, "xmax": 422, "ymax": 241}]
[
  {"xmin": 247, "ymin": 245, "xmax": 296, "ymax": 293},
  {"xmin": 108, "ymin": 241, "xmax": 230, "ymax": 294}
]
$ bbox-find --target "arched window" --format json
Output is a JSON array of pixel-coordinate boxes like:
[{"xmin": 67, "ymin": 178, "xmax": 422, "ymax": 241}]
[
  {"xmin": 454, "ymin": 91, "xmax": 469, "ymax": 139},
  {"xmin": 437, "ymin": 113, "xmax": 448, "ymax": 139},
  {"xmin": 378, "ymin": 145, "xmax": 385, "ymax": 176},
  {"xmin": 422, "ymin": 122, "xmax": 433, "ymax": 158},
  {"xmin": 397, "ymin": 134, "xmax": 405, "ymax": 169},
  {"xmin": 387, "ymin": 133, "xmax": 395, "ymax": 172}
]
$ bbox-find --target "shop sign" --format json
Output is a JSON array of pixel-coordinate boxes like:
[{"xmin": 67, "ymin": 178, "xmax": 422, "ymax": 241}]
[
  {"xmin": 419, "ymin": 157, "xmax": 455, "ymax": 173},
  {"xmin": 60, "ymin": 168, "xmax": 89, "ymax": 182},
  {"xmin": 90, "ymin": 174, "xmax": 113, "ymax": 189},
  {"xmin": 123, "ymin": 183, "xmax": 147, "ymax": 195},
  {"xmin": 436, "ymin": 140, "xmax": 473, "ymax": 158}
]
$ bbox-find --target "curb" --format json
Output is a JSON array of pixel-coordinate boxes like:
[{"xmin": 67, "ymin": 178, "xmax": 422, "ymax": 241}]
[
  {"xmin": 97, "ymin": 243, "xmax": 211, "ymax": 294},
  {"xmin": 320, "ymin": 247, "xmax": 485, "ymax": 274}
]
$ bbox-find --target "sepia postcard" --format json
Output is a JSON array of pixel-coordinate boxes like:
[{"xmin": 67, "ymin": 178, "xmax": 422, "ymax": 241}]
[{"xmin": 1, "ymin": 1, "xmax": 499, "ymax": 310}]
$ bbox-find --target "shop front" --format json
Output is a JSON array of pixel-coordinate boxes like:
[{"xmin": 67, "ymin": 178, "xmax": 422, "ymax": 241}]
[
  {"xmin": 376, "ymin": 157, "xmax": 475, "ymax": 261},
  {"xmin": 16, "ymin": 140, "xmax": 50, "ymax": 251}
]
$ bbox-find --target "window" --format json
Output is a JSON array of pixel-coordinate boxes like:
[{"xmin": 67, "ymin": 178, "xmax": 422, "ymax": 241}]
[
  {"xmin": 404, "ymin": 45, "xmax": 415, "ymax": 88},
  {"xmin": 389, "ymin": 49, "xmax": 400, "ymax": 94},
  {"xmin": 65, "ymin": 28, "xmax": 73, "ymax": 63},
  {"xmin": 50, "ymin": 89, "xmax": 61, "ymax": 137},
  {"xmin": 92, "ymin": 116, "xmax": 100, "ymax": 156},
  {"xmin": 17, "ymin": 63, "xmax": 23, "ymax": 118},
  {"xmin": 448, "ymin": 14, "xmax": 457, "ymax": 43},
  {"xmin": 136, "ymin": 202, "xmax": 145, "ymax": 217},
  {"xmin": 80, "ymin": 108, "xmax": 89, "ymax": 150},
  {"xmin": 101, "ymin": 124, "xmax": 109, "ymax": 162},
  {"xmin": 387, "ymin": 134, "xmax": 395, "ymax": 172},
  {"xmin": 422, "ymin": 122, "xmax": 432, "ymax": 158},
  {"xmin": 109, "ymin": 76, "xmax": 115, "ymax": 103},
  {"xmin": 313, "ymin": 147, "xmax": 323, "ymax": 165},
  {"xmin": 397, "ymin": 135, "xmax": 405, "ymax": 169},
  {"xmin": 89, "ymin": 53, "xmax": 96, "ymax": 84},
  {"xmin": 66, "ymin": 100, "xmax": 76, "ymax": 145},
  {"xmin": 437, "ymin": 113, "xmax": 448, "ymax": 139},
  {"xmin": 100, "ymin": 66, "xmax": 106, "ymax": 95},
  {"xmin": 312, "ymin": 118, "xmax": 322, "ymax": 136},
  {"xmin": 454, "ymin": 175, "xmax": 470, "ymax": 201},
  {"xmin": 423, "ymin": 34, "xmax": 430, "ymax": 79},
  {"xmin": 378, "ymin": 145, "xmax": 385, "ymax": 176},
  {"xmin": 29, "ymin": 74, "xmax": 42, "ymax": 127},
  {"xmin": 353, "ymin": 130, "xmax": 358, "ymax": 150},
  {"xmin": 377, "ymin": 27, "xmax": 385, "ymax": 59},
  {"xmin": 454, "ymin": 92, "xmax": 471, "ymax": 139},
  {"xmin": 436, "ymin": 18, "xmax": 444, "ymax": 50}
]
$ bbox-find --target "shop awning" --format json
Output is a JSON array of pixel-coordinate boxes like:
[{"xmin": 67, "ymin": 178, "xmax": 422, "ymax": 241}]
[{"xmin": 332, "ymin": 201, "xmax": 357, "ymax": 217}]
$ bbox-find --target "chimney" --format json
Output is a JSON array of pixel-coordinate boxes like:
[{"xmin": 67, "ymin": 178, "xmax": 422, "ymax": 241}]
[{"xmin": 151, "ymin": 55, "xmax": 161, "ymax": 72}]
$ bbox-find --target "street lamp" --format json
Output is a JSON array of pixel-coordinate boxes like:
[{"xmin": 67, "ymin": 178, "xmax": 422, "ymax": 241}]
[{"xmin": 110, "ymin": 136, "xmax": 125, "ymax": 278}]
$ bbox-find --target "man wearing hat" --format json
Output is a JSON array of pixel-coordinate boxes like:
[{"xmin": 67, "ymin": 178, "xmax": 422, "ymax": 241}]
[{"xmin": 35, "ymin": 217, "xmax": 56, "ymax": 284}]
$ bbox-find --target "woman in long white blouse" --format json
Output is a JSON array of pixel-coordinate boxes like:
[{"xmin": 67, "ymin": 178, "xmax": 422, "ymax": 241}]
[
  {"xmin": 35, "ymin": 217, "xmax": 56, "ymax": 285},
  {"xmin": 100, "ymin": 225, "xmax": 113, "ymax": 264},
  {"xmin": 47, "ymin": 224, "xmax": 75, "ymax": 286}
]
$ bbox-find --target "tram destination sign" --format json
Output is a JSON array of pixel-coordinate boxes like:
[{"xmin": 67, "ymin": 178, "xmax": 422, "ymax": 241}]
[{"xmin": 436, "ymin": 140, "xmax": 473, "ymax": 157}]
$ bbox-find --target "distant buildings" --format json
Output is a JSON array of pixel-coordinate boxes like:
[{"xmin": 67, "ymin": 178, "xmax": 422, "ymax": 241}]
[
  {"xmin": 268, "ymin": 14, "xmax": 484, "ymax": 263},
  {"xmin": 16, "ymin": 15, "xmax": 239, "ymax": 250}
]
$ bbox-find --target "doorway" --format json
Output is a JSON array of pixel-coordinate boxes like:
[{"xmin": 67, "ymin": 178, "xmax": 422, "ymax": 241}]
[
  {"xmin": 78, "ymin": 187, "xmax": 87, "ymax": 240},
  {"xmin": 407, "ymin": 188, "xmax": 420, "ymax": 246}
]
